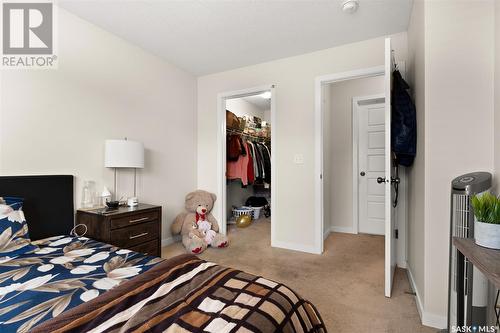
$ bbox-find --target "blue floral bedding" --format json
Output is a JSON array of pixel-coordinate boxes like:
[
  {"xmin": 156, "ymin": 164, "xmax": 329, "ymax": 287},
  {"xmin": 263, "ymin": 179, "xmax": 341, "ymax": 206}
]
[{"xmin": 0, "ymin": 235, "xmax": 163, "ymax": 333}]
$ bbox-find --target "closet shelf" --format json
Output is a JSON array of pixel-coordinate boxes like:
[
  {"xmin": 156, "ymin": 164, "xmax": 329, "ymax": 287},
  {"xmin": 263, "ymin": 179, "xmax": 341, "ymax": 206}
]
[{"xmin": 226, "ymin": 128, "xmax": 271, "ymax": 142}]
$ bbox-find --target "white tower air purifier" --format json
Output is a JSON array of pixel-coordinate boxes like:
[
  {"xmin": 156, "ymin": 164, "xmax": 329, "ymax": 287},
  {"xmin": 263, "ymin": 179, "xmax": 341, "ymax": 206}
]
[{"xmin": 447, "ymin": 172, "xmax": 492, "ymax": 331}]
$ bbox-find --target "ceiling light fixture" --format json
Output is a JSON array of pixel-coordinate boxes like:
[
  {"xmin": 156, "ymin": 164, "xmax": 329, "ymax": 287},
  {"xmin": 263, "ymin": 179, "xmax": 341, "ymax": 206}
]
[
  {"xmin": 260, "ymin": 91, "xmax": 272, "ymax": 99},
  {"xmin": 342, "ymin": 0, "xmax": 359, "ymax": 14}
]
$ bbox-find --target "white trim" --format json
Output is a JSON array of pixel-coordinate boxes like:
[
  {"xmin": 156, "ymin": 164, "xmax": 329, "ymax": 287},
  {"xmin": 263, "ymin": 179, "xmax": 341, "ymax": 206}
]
[
  {"xmin": 397, "ymin": 167, "xmax": 408, "ymax": 269},
  {"xmin": 406, "ymin": 266, "xmax": 446, "ymax": 329},
  {"xmin": 406, "ymin": 266, "xmax": 424, "ymax": 323},
  {"xmin": 316, "ymin": 65, "xmax": 385, "ymax": 86},
  {"xmin": 323, "ymin": 228, "xmax": 331, "ymax": 240},
  {"xmin": 352, "ymin": 98, "xmax": 359, "ymax": 236},
  {"xmin": 272, "ymin": 240, "xmax": 321, "ymax": 255},
  {"xmin": 330, "ymin": 226, "xmax": 356, "ymax": 234},
  {"xmin": 217, "ymin": 84, "xmax": 277, "ymax": 249},
  {"xmin": 422, "ymin": 312, "xmax": 447, "ymax": 330},
  {"xmin": 384, "ymin": 37, "xmax": 394, "ymax": 298},
  {"xmin": 314, "ymin": 65, "xmax": 384, "ymax": 255},
  {"xmin": 314, "ymin": 79, "xmax": 324, "ymax": 254},
  {"xmin": 351, "ymin": 94, "xmax": 385, "ymax": 236},
  {"xmin": 270, "ymin": 87, "xmax": 277, "ymax": 250}
]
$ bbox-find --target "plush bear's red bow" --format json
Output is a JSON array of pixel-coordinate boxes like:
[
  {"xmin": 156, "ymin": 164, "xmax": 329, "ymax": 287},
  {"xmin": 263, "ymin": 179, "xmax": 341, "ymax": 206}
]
[{"xmin": 195, "ymin": 212, "xmax": 206, "ymax": 224}]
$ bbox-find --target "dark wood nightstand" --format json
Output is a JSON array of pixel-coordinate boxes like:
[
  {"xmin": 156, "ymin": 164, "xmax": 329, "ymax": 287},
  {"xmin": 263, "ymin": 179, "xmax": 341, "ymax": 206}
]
[{"xmin": 76, "ymin": 204, "xmax": 162, "ymax": 257}]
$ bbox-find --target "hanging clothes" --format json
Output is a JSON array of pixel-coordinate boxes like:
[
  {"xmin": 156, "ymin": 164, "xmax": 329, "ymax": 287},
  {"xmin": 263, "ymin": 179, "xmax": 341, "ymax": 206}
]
[
  {"xmin": 254, "ymin": 143, "xmax": 271, "ymax": 184},
  {"xmin": 227, "ymin": 140, "xmax": 251, "ymax": 186},
  {"xmin": 392, "ymin": 69, "xmax": 416, "ymax": 167},
  {"xmin": 261, "ymin": 143, "xmax": 271, "ymax": 184},
  {"xmin": 253, "ymin": 142, "xmax": 265, "ymax": 182},
  {"xmin": 226, "ymin": 132, "xmax": 271, "ymax": 187},
  {"xmin": 246, "ymin": 141, "xmax": 255, "ymax": 184},
  {"xmin": 227, "ymin": 135, "xmax": 242, "ymax": 161},
  {"xmin": 248, "ymin": 142, "xmax": 259, "ymax": 180}
]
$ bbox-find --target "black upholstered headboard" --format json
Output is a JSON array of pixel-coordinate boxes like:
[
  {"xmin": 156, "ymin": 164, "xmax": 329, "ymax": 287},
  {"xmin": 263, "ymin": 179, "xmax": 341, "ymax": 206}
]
[{"xmin": 0, "ymin": 175, "xmax": 74, "ymax": 240}]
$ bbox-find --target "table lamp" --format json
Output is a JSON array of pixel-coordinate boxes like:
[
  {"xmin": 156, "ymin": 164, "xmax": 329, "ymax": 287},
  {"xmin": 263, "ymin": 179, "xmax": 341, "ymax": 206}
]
[{"xmin": 104, "ymin": 139, "xmax": 144, "ymax": 206}]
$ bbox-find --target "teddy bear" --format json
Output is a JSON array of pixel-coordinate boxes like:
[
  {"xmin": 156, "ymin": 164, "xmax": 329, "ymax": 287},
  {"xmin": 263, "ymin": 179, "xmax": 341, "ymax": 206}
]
[{"xmin": 172, "ymin": 190, "xmax": 228, "ymax": 254}]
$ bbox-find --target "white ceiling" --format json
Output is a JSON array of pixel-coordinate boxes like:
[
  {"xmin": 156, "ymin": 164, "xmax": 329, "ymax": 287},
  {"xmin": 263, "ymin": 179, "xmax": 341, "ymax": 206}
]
[
  {"xmin": 59, "ymin": 0, "xmax": 413, "ymax": 76},
  {"xmin": 242, "ymin": 95, "xmax": 271, "ymax": 111}
]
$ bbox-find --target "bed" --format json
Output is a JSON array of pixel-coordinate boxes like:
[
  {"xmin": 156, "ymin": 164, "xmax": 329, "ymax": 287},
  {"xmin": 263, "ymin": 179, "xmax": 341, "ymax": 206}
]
[{"xmin": 0, "ymin": 175, "xmax": 326, "ymax": 333}]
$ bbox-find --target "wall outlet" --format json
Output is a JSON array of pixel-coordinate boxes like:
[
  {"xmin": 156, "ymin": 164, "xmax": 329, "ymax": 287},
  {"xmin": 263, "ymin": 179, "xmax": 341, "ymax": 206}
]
[{"xmin": 293, "ymin": 154, "xmax": 304, "ymax": 164}]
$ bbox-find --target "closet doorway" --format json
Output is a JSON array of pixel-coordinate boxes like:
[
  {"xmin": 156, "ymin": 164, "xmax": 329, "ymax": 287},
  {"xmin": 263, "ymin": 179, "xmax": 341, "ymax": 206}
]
[{"xmin": 217, "ymin": 85, "xmax": 276, "ymax": 246}]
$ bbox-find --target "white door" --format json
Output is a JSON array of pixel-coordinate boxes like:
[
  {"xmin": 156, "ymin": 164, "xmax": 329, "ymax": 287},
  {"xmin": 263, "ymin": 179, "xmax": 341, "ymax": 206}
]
[
  {"xmin": 384, "ymin": 37, "xmax": 397, "ymax": 298},
  {"xmin": 357, "ymin": 97, "xmax": 386, "ymax": 236}
]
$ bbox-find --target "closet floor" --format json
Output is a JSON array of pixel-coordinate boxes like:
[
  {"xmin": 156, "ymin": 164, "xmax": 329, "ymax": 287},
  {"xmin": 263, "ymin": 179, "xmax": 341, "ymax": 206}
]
[{"xmin": 162, "ymin": 219, "xmax": 435, "ymax": 333}]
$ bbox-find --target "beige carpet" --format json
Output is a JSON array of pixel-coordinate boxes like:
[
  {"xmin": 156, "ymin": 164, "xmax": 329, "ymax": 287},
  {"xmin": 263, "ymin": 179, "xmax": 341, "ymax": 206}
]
[{"xmin": 162, "ymin": 219, "xmax": 436, "ymax": 333}]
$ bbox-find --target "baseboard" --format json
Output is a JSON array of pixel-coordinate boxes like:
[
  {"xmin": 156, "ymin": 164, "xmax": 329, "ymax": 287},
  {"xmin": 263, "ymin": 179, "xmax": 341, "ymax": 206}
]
[
  {"xmin": 323, "ymin": 228, "xmax": 331, "ymax": 240},
  {"xmin": 406, "ymin": 267, "xmax": 424, "ymax": 321},
  {"xmin": 406, "ymin": 267, "xmax": 447, "ymax": 329},
  {"xmin": 271, "ymin": 240, "xmax": 321, "ymax": 255},
  {"xmin": 161, "ymin": 236, "xmax": 176, "ymax": 247},
  {"xmin": 330, "ymin": 226, "xmax": 355, "ymax": 234},
  {"xmin": 422, "ymin": 312, "xmax": 446, "ymax": 329},
  {"xmin": 398, "ymin": 260, "xmax": 407, "ymax": 269}
]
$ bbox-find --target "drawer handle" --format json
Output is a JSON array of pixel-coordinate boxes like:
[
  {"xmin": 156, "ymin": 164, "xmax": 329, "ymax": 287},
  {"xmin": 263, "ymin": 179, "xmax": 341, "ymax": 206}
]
[
  {"xmin": 129, "ymin": 217, "xmax": 149, "ymax": 224},
  {"xmin": 129, "ymin": 232, "xmax": 148, "ymax": 240}
]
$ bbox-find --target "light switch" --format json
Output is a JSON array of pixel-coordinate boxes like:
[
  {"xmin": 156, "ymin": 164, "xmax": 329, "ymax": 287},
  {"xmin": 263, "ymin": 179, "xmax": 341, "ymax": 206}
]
[{"xmin": 293, "ymin": 154, "xmax": 304, "ymax": 164}]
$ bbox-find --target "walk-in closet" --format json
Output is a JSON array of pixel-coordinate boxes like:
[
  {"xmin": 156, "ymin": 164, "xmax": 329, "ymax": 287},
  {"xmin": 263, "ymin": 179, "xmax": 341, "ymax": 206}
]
[{"xmin": 225, "ymin": 92, "xmax": 272, "ymax": 231}]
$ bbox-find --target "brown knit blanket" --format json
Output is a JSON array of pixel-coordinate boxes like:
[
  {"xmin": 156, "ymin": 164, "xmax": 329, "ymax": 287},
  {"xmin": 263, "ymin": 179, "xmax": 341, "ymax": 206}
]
[{"xmin": 31, "ymin": 254, "xmax": 326, "ymax": 332}]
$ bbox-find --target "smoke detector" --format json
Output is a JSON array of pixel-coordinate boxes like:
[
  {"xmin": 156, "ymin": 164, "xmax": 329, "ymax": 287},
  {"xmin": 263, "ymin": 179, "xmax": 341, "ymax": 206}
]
[{"xmin": 342, "ymin": 0, "xmax": 359, "ymax": 14}]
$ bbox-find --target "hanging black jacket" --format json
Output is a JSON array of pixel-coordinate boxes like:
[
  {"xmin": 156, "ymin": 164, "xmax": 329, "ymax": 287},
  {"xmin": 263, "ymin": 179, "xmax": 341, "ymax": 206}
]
[
  {"xmin": 391, "ymin": 70, "xmax": 417, "ymax": 167},
  {"xmin": 253, "ymin": 142, "xmax": 264, "ymax": 181},
  {"xmin": 258, "ymin": 143, "xmax": 271, "ymax": 184}
]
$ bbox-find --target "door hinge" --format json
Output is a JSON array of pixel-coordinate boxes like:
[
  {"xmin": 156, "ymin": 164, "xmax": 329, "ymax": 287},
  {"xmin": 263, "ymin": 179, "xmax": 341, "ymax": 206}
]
[{"xmin": 395, "ymin": 229, "xmax": 399, "ymax": 239}]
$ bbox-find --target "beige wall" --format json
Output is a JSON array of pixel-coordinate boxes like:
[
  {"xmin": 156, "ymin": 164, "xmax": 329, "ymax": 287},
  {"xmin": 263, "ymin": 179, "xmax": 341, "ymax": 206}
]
[
  {"xmin": 197, "ymin": 32, "xmax": 408, "ymax": 252},
  {"xmin": 0, "ymin": 8, "xmax": 198, "ymax": 245},
  {"xmin": 424, "ymin": 0, "xmax": 494, "ymax": 320},
  {"xmin": 495, "ymin": 0, "xmax": 500, "ymax": 191},
  {"xmin": 406, "ymin": 0, "xmax": 495, "ymax": 327},
  {"xmin": 406, "ymin": 0, "xmax": 426, "ymax": 317},
  {"xmin": 325, "ymin": 76, "xmax": 384, "ymax": 232}
]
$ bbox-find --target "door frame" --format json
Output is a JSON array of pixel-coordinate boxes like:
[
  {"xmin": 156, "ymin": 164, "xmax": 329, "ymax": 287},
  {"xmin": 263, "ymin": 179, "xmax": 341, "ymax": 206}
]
[
  {"xmin": 216, "ymin": 84, "xmax": 276, "ymax": 245},
  {"xmin": 314, "ymin": 65, "xmax": 384, "ymax": 254},
  {"xmin": 352, "ymin": 93, "xmax": 385, "ymax": 235}
]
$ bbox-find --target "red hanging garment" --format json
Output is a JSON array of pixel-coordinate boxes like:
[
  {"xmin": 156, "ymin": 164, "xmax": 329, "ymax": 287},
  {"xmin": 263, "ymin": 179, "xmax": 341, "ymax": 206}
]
[{"xmin": 247, "ymin": 141, "xmax": 255, "ymax": 184}]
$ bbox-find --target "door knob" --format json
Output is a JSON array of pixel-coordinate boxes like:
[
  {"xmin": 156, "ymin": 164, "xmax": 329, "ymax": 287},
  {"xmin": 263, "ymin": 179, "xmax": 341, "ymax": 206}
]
[
  {"xmin": 377, "ymin": 177, "xmax": 386, "ymax": 184},
  {"xmin": 360, "ymin": 171, "xmax": 366, "ymax": 176}
]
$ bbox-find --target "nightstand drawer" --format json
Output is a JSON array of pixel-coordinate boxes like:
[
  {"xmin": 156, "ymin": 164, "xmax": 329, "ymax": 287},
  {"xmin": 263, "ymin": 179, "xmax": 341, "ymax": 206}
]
[
  {"xmin": 110, "ymin": 211, "xmax": 159, "ymax": 230},
  {"xmin": 111, "ymin": 221, "xmax": 159, "ymax": 248},
  {"xmin": 129, "ymin": 239, "xmax": 159, "ymax": 257}
]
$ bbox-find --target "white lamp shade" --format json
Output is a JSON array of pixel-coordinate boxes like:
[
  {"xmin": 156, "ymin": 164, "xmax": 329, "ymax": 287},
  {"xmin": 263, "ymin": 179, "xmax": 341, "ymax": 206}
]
[{"xmin": 105, "ymin": 140, "xmax": 144, "ymax": 168}]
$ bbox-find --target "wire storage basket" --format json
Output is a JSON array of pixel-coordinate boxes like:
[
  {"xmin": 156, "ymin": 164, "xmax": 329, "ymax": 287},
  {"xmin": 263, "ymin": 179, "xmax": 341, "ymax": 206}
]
[
  {"xmin": 232, "ymin": 207, "xmax": 253, "ymax": 219},
  {"xmin": 241, "ymin": 206, "xmax": 264, "ymax": 219}
]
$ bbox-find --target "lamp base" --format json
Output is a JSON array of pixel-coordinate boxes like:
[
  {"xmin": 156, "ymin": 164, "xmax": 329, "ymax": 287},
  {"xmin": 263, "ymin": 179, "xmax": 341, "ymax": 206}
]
[{"xmin": 127, "ymin": 197, "xmax": 139, "ymax": 207}]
